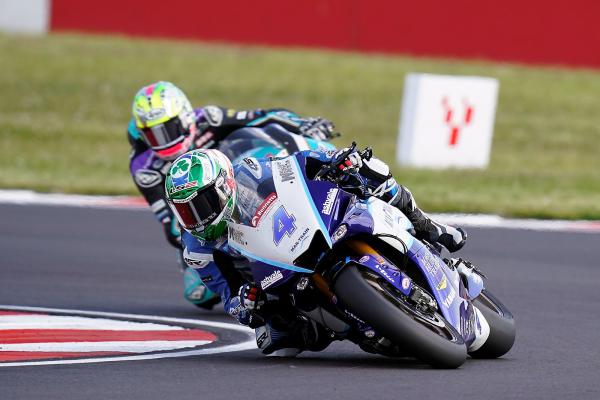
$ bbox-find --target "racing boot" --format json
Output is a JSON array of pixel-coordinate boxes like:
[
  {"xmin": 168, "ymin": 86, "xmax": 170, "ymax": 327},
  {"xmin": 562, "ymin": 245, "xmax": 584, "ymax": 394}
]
[
  {"xmin": 255, "ymin": 315, "xmax": 331, "ymax": 357},
  {"xmin": 183, "ymin": 267, "xmax": 221, "ymax": 309},
  {"xmin": 389, "ymin": 186, "xmax": 467, "ymax": 252},
  {"xmin": 448, "ymin": 258, "xmax": 485, "ymax": 299}
]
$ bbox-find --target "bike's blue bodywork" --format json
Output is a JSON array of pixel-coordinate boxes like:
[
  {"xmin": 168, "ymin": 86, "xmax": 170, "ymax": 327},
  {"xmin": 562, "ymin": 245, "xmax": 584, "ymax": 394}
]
[{"xmin": 226, "ymin": 149, "xmax": 483, "ymax": 346}]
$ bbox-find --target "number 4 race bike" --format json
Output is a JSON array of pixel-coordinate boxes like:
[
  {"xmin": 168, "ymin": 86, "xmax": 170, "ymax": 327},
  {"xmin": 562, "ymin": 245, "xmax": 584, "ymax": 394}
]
[{"xmin": 224, "ymin": 137, "xmax": 516, "ymax": 369}]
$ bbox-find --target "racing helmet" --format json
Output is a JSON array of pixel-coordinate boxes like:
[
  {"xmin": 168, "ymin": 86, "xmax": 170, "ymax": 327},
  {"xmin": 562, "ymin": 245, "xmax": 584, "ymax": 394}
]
[
  {"xmin": 165, "ymin": 149, "xmax": 236, "ymax": 241},
  {"xmin": 132, "ymin": 81, "xmax": 198, "ymax": 160}
]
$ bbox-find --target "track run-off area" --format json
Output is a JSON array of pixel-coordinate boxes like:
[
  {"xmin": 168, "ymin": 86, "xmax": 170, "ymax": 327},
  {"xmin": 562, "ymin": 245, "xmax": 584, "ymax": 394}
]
[{"xmin": 1, "ymin": 195, "xmax": 599, "ymax": 399}]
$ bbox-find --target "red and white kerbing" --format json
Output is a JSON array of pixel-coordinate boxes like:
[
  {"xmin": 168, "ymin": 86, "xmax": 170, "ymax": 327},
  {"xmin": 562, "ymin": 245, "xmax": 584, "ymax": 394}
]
[
  {"xmin": 0, "ymin": 310, "xmax": 217, "ymax": 363},
  {"xmin": 0, "ymin": 306, "xmax": 256, "ymax": 367}
]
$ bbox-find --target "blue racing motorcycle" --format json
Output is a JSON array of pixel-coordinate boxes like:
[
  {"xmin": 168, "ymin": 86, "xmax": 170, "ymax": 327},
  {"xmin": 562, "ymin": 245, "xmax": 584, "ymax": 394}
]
[{"xmin": 221, "ymin": 131, "xmax": 515, "ymax": 368}]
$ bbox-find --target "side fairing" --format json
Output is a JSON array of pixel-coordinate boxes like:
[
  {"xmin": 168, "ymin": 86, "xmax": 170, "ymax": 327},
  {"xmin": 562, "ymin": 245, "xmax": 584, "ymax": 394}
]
[{"xmin": 407, "ymin": 241, "xmax": 484, "ymax": 345}]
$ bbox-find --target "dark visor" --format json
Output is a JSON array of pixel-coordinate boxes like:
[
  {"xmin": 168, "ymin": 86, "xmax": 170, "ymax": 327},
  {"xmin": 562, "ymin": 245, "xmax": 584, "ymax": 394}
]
[
  {"xmin": 170, "ymin": 180, "xmax": 230, "ymax": 230},
  {"xmin": 141, "ymin": 118, "xmax": 186, "ymax": 150}
]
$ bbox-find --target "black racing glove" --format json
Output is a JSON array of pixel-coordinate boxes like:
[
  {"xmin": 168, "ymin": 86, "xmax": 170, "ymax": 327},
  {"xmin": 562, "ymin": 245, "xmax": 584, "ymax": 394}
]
[
  {"xmin": 299, "ymin": 117, "xmax": 338, "ymax": 141},
  {"xmin": 438, "ymin": 227, "xmax": 467, "ymax": 253}
]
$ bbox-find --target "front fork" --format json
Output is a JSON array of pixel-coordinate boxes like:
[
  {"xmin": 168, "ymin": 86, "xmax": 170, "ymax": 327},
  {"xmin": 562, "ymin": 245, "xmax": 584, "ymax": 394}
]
[{"xmin": 292, "ymin": 240, "xmax": 420, "ymax": 354}]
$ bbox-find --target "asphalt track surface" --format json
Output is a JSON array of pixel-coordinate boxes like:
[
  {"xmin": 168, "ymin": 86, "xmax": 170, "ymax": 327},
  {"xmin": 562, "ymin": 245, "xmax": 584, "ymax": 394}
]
[{"xmin": 1, "ymin": 204, "xmax": 599, "ymax": 400}]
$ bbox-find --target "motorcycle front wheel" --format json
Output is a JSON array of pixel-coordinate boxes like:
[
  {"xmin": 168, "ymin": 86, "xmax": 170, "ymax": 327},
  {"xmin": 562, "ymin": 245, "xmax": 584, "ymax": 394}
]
[
  {"xmin": 333, "ymin": 265, "xmax": 467, "ymax": 369},
  {"xmin": 469, "ymin": 289, "xmax": 516, "ymax": 359}
]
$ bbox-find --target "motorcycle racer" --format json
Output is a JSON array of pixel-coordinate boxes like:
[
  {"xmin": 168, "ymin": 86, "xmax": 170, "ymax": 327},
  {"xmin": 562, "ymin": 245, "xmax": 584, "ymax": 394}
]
[
  {"xmin": 128, "ymin": 81, "xmax": 337, "ymax": 308},
  {"xmin": 164, "ymin": 144, "xmax": 468, "ymax": 355}
]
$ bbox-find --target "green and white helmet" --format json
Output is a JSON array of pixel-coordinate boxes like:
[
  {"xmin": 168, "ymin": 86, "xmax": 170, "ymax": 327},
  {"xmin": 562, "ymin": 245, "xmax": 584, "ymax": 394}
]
[{"xmin": 165, "ymin": 149, "xmax": 236, "ymax": 241}]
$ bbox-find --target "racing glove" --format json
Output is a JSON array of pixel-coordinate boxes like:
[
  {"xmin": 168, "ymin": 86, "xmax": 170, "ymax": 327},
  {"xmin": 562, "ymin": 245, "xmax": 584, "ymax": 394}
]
[
  {"xmin": 437, "ymin": 226, "xmax": 467, "ymax": 253},
  {"xmin": 299, "ymin": 117, "xmax": 337, "ymax": 141},
  {"xmin": 332, "ymin": 147, "xmax": 364, "ymax": 173},
  {"xmin": 238, "ymin": 283, "xmax": 266, "ymax": 311}
]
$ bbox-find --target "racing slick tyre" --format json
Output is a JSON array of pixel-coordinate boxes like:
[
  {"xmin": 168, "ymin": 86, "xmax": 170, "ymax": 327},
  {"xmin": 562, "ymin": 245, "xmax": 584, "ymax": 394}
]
[
  {"xmin": 333, "ymin": 265, "xmax": 467, "ymax": 369},
  {"xmin": 468, "ymin": 289, "xmax": 516, "ymax": 359}
]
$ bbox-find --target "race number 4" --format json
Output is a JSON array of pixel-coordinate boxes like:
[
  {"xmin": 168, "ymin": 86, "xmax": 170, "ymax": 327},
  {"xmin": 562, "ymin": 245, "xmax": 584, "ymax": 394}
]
[{"xmin": 273, "ymin": 206, "xmax": 296, "ymax": 245}]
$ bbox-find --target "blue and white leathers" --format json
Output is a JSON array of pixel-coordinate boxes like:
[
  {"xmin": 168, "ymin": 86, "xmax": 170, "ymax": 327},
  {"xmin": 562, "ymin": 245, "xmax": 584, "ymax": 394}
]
[{"xmin": 210, "ymin": 150, "xmax": 491, "ymax": 351}]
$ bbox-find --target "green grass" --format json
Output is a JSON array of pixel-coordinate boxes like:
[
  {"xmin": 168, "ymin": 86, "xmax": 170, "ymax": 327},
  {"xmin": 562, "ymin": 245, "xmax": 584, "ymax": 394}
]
[{"xmin": 1, "ymin": 33, "xmax": 599, "ymax": 219}]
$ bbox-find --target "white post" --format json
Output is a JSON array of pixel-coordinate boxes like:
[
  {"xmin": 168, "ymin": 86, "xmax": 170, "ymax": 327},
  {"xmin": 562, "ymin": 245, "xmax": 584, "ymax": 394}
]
[
  {"xmin": 397, "ymin": 73, "xmax": 499, "ymax": 169},
  {"xmin": 0, "ymin": 0, "xmax": 50, "ymax": 35}
]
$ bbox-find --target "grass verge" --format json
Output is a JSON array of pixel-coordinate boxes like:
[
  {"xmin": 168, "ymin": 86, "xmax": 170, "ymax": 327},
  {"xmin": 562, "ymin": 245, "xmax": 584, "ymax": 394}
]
[{"xmin": 1, "ymin": 33, "xmax": 599, "ymax": 219}]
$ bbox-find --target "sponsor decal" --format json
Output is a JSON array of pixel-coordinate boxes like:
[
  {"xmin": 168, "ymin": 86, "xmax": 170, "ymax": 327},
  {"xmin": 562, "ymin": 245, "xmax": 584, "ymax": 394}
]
[
  {"xmin": 359, "ymin": 255, "xmax": 370, "ymax": 263},
  {"xmin": 236, "ymin": 185, "xmax": 255, "ymax": 209},
  {"xmin": 374, "ymin": 263, "xmax": 395, "ymax": 283},
  {"xmin": 289, "ymin": 228, "xmax": 311, "ymax": 253},
  {"xmin": 144, "ymin": 108, "xmax": 166, "ymax": 121},
  {"xmin": 321, "ymin": 188, "xmax": 339, "ymax": 216},
  {"xmin": 260, "ymin": 270, "xmax": 284, "ymax": 290},
  {"xmin": 460, "ymin": 306, "xmax": 476, "ymax": 338},
  {"xmin": 251, "ymin": 193, "xmax": 278, "ymax": 227},
  {"xmin": 383, "ymin": 205, "xmax": 395, "ymax": 228},
  {"xmin": 184, "ymin": 258, "xmax": 210, "ymax": 268},
  {"xmin": 197, "ymin": 211, "xmax": 217, "ymax": 228},
  {"xmin": 332, "ymin": 224, "xmax": 347, "ymax": 242},
  {"xmin": 344, "ymin": 310, "xmax": 366, "ymax": 324},
  {"xmin": 183, "ymin": 249, "xmax": 213, "ymax": 268},
  {"xmin": 256, "ymin": 330, "xmax": 268, "ymax": 348},
  {"xmin": 436, "ymin": 275, "xmax": 447, "ymax": 290},
  {"xmin": 134, "ymin": 169, "xmax": 162, "ymax": 188},
  {"xmin": 171, "ymin": 158, "xmax": 192, "ymax": 179},
  {"xmin": 226, "ymin": 109, "xmax": 237, "ymax": 117},
  {"xmin": 201, "ymin": 275, "xmax": 213, "ymax": 283},
  {"xmin": 276, "ymin": 159, "xmax": 295, "ymax": 182},
  {"xmin": 228, "ymin": 227, "xmax": 246, "ymax": 246},
  {"xmin": 236, "ymin": 111, "xmax": 248, "ymax": 120},
  {"xmin": 204, "ymin": 106, "xmax": 223, "ymax": 126},
  {"xmin": 441, "ymin": 286, "xmax": 456, "ymax": 308},
  {"xmin": 422, "ymin": 252, "xmax": 441, "ymax": 278},
  {"xmin": 243, "ymin": 157, "xmax": 259, "ymax": 171},
  {"xmin": 242, "ymin": 157, "xmax": 262, "ymax": 179},
  {"xmin": 170, "ymin": 180, "xmax": 198, "ymax": 194},
  {"xmin": 402, "ymin": 277, "xmax": 411, "ymax": 290}
]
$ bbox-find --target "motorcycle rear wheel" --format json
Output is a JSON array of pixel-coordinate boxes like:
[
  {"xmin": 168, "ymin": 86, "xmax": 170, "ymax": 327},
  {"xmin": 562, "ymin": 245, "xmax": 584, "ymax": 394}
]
[
  {"xmin": 469, "ymin": 289, "xmax": 516, "ymax": 359},
  {"xmin": 333, "ymin": 265, "xmax": 467, "ymax": 369}
]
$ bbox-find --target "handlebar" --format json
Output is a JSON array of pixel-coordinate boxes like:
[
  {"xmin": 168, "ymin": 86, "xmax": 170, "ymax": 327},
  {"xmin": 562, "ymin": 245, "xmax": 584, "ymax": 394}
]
[{"xmin": 314, "ymin": 142, "xmax": 372, "ymax": 181}]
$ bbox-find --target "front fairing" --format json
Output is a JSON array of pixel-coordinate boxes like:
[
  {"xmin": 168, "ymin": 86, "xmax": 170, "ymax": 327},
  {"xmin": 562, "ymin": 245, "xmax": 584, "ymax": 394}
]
[{"xmin": 227, "ymin": 154, "xmax": 340, "ymax": 291}]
